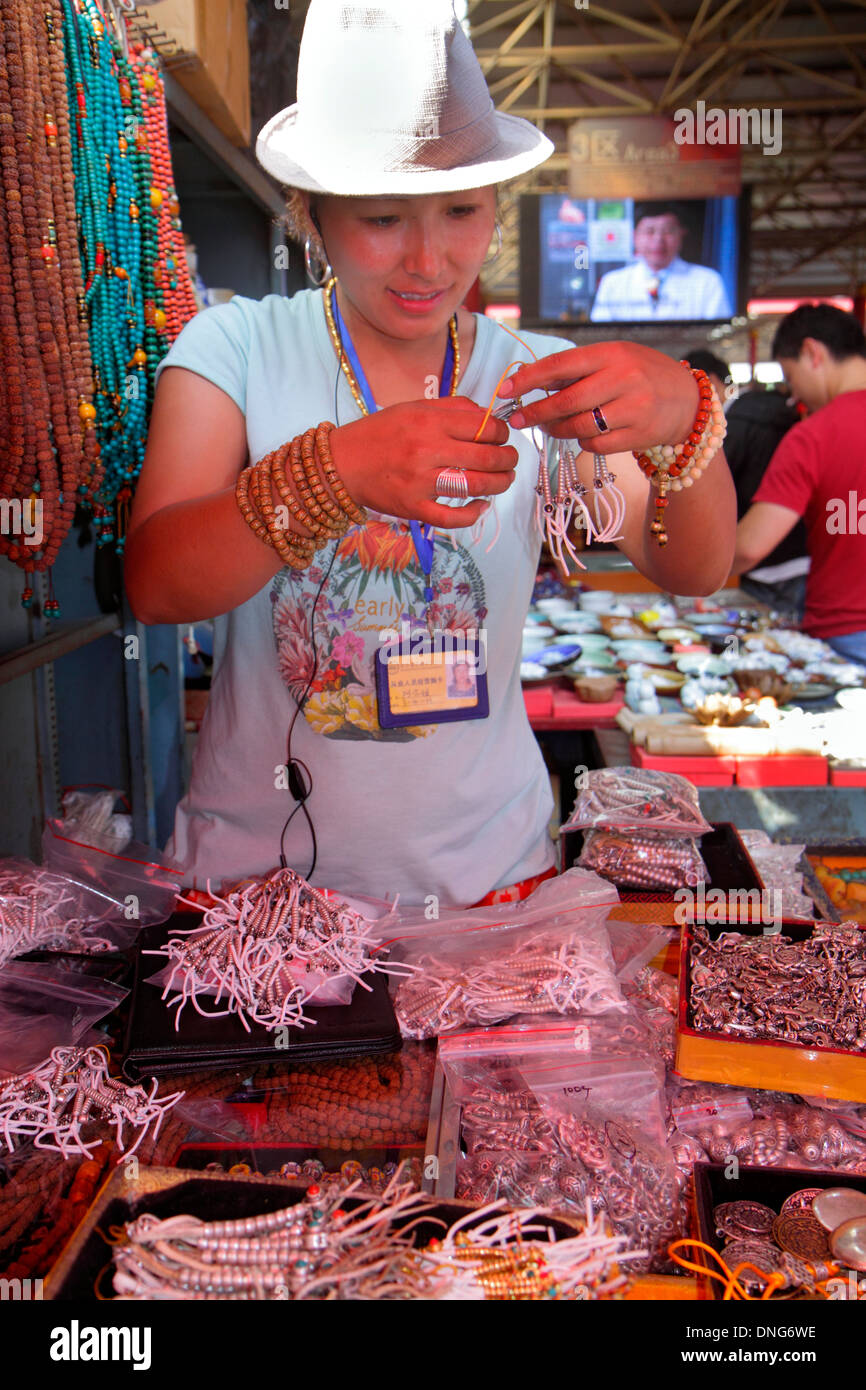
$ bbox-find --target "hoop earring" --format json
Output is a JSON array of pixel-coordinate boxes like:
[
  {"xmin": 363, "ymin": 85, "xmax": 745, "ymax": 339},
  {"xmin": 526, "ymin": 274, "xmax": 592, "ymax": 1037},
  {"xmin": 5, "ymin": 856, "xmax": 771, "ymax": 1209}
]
[
  {"xmin": 304, "ymin": 237, "xmax": 333, "ymax": 287},
  {"xmin": 483, "ymin": 220, "xmax": 503, "ymax": 266}
]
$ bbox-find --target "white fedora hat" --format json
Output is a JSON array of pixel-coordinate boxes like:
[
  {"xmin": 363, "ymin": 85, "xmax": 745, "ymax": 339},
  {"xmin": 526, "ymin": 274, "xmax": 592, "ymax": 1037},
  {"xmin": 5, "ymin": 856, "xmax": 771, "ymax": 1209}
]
[{"xmin": 256, "ymin": 0, "xmax": 553, "ymax": 195}]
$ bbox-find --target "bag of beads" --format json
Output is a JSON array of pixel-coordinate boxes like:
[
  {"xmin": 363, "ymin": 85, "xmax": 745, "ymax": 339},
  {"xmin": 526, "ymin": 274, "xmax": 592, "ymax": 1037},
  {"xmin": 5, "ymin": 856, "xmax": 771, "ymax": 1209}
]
[
  {"xmin": 577, "ymin": 829, "xmax": 709, "ymax": 891},
  {"xmin": 0, "ymin": 858, "xmax": 148, "ymax": 968},
  {"xmin": 562, "ymin": 766, "xmax": 713, "ymax": 837},
  {"xmin": 439, "ymin": 1007, "xmax": 659, "ymax": 1105},
  {"xmin": 390, "ymin": 910, "xmax": 625, "ymax": 1040},
  {"xmin": 0, "ymin": 960, "xmax": 127, "ymax": 1077},
  {"xmin": 528, "ymin": 1074, "xmax": 687, "ymax": 1273},
  {"xmin": 41, "ymin": 821, "xmax": 181, "ymax": 927},
  {"xmin": 373, "ymin": 866, "xmax": 618, "ymax": 946}
]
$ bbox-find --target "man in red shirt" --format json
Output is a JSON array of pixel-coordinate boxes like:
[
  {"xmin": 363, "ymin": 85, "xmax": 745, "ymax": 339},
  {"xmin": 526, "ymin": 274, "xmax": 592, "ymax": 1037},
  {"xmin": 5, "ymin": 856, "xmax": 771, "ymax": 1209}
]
[{"xmin": 733, "ymin": 304, "xmax": 866, "ymax": 664}]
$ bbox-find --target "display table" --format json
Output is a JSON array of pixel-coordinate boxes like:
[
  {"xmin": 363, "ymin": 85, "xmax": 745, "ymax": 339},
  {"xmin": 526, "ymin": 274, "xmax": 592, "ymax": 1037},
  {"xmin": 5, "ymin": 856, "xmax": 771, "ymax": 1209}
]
[{"xmin": 524, "ymin": 680, "xmax": 624, "ymax": 730}]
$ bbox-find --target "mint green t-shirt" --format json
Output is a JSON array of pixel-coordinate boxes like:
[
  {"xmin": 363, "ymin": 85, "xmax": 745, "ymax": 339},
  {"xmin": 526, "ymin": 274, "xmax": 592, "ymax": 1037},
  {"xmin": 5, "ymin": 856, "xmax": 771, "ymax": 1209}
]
[{"xmin": 156, "ymin": 288, "xmax": 574, "ymax": 905}]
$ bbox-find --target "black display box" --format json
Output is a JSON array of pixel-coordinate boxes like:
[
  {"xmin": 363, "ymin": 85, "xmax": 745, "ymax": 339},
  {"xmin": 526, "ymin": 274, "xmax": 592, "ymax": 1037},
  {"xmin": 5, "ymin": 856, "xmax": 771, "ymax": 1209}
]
[
  {"xmin": 563, "ymin": 821, "xmax": 766, "ymax": 920},
  {"xmin": 171, "ymin": 1141, "xmax": 426, "ymax": 1174},
  {"xmin": 121, "ymin": 915, "xmax": 401, "ymax": 1080},
  {"xmin": 45, "ymin": 1166, "xmax": 582, "ymax": 1301},
  {"xmin": 692, "ymin": 1161, "xmax": 866, "ymax": 1299}
]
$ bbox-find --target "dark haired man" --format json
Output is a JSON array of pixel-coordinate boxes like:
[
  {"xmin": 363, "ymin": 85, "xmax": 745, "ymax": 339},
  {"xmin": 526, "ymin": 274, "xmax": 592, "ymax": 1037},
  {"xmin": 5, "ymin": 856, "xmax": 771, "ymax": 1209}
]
[
  {"xmin": 733, "ymin": 304, "xmax": 866, "ymax": 662},
  {"xmin": 591, "ymin": 205, "xmax": 732, "ymax": 322},
  {"xmin": 684, "ymin": 349, "xmax": 808, "ymax": 620}
]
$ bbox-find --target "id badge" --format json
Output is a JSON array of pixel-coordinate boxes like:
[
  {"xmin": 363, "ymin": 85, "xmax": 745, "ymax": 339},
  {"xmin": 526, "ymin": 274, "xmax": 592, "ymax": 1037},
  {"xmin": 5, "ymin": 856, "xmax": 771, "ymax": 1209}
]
[{"xmin": 375, "ymin": 633, "xmax": 490, "ymax": 729}]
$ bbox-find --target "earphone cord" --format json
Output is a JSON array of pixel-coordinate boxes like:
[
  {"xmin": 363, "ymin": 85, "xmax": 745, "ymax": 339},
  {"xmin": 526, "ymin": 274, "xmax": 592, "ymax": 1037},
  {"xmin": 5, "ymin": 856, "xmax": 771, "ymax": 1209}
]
[{"xmin": 278, "ymin": 335, "xmax": 344, "ymax": 879}]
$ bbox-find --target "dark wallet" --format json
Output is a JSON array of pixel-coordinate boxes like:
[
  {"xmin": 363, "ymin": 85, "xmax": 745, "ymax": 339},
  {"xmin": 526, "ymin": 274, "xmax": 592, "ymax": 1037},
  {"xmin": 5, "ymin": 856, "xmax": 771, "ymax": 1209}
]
[{"xmin": 121, "ymin": 915, "xmax": 402, "ymax": 1080}]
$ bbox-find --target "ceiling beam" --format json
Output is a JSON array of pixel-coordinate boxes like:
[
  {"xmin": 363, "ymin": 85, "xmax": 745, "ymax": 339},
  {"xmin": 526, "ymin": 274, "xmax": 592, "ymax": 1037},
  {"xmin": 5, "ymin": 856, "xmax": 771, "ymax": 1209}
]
[
  {"xmin": 477, "ymin": 35, "xmax": 866, "ymax": 62},
  {"xmin": 664, "ymin": 0, "xmax": 787, "ymax": 107},
  {"xmin": 659, "ymin": 0, "xmax": 717, "ymax": 107}
]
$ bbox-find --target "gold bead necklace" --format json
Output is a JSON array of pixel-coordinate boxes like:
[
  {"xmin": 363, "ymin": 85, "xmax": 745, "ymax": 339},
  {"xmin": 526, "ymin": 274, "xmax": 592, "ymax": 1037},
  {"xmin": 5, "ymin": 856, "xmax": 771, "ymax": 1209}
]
[{"xmin": 322, "ymin": 276, "xmax": 460, "ymax": 415}]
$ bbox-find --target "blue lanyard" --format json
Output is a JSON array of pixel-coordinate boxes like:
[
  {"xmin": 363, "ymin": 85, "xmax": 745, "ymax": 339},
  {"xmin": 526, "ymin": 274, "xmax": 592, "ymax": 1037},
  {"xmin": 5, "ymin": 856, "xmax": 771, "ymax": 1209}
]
[{"xmin": 331, "ymin": 292, "xmax": 455, "ymax": 603}]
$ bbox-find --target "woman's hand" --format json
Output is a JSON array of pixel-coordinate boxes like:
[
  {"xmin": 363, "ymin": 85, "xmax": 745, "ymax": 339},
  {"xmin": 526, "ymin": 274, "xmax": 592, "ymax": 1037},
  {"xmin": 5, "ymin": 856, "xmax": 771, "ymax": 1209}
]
[
  {"xmin": 498, "ymin": 342, "xmax": 700, "ymax": 456},
  {"xmin": 329, "ymin": 397, "xmax": 519, "ymax": 528}
]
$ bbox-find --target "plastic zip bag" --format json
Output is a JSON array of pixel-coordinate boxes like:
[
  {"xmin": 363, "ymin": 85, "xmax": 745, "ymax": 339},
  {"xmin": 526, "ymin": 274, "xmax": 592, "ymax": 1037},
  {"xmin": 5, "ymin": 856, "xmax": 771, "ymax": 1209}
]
[
  {"xmin": 439, "ymin": 1007, "xmax": 657, "ymax": 1105},
  {"xmin": 0, "ymin": 961, "xmax": 127, "ymax": 1076},
  {"xmin": 0, "ymin": 858, "xmax": 148, "ymax": 967},
  {"xmin": 53, "ymin": 788, "xmax": 132, "ymax": 854},
  {"xmin": 370, "ymin": 866, "xmax": 618, "ymax": 945},
  {"xmin": 527, "ymin": 1067, "xmax": 686, "ymax": 1272},
  {"xmin": 562, "ymin": 766, "xmax": 713, "ymax": 837},
  {"xmin": 389, "ymin": 911, "xmax": 625, "ymax": 1040},
  {"xmin": 605, "ymin": 921, "xmax": 673, "ymax": 982},
  {"xmin": 41, "ymin": 822, "xmax": 180, "ymax": 927},
  {"xmin": 578, "ymin": 830, "xmax": 708, "ymax": 891}
]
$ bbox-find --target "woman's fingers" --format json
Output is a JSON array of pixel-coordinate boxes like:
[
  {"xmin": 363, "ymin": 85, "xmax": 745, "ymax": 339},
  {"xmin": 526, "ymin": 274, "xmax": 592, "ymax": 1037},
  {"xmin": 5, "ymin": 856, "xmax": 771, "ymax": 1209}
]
[
  {"xmin": 498, "ymin": 347, "xmax": 605, "ymax": 399},
  {"xmin": 444, "ymin": 441, "xmax": 519, "ymax": 474},
  {"xmin": 418, "ymin": 498, "xmax": 494, "ymax": 529},
  {"xmin": 509, "ymin": 370, "xmax": 632, "ymax": 436},
  {"xmin": 430, "ymin": 467, "xmax": 517, "ymax": 499}
]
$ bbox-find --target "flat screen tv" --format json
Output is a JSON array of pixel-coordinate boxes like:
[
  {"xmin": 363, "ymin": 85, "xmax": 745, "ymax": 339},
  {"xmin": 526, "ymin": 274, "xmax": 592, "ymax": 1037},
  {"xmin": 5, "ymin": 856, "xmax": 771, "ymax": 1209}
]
[{"xmin": 519, "ymin": 192, "xmax": 749, "ymax": 328}]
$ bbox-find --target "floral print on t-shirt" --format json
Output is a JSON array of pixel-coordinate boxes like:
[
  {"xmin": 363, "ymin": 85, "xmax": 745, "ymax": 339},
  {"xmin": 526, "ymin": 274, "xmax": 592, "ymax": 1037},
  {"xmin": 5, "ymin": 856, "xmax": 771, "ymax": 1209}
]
[{"xmin": 271, "ymin": 518, "xmax": 488, "ymax": 742}]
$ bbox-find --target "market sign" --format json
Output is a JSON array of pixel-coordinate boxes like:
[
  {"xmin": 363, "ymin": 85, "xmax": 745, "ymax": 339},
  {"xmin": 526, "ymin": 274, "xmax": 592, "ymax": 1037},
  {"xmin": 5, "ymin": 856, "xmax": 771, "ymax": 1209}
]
[{"xmin": 568, "ymin": 114, "xmax": 741, "ymax": 199}]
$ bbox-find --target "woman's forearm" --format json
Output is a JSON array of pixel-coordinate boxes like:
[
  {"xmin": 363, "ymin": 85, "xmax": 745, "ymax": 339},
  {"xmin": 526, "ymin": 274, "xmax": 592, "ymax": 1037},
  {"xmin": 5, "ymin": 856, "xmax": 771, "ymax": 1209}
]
[
  {"xmin": 124, "ymin": 487, "xmax": 285, "ymax": 624},
  {"xmin": 624, "ymin": 446, "xmax": 737, "ymax": 596}
]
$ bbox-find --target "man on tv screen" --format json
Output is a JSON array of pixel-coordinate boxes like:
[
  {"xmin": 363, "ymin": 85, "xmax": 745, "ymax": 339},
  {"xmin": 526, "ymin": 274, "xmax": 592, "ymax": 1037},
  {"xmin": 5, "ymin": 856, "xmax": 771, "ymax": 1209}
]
[{"xmin": 590, "ymin": 204, "xmax": 733, "ymax": 322}]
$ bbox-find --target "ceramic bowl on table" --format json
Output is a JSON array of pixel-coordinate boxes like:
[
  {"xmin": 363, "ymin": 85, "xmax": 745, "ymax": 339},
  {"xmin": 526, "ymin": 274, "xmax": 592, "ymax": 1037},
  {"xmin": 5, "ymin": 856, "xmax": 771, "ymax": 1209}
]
[
  {"xmin": 553, "ymin": 613, "xmax": 603, "ymax": 635},
  {"xmin": 676, "ymin": 654, "xmax": 732, "ymax": 678},
  {"xmin": 565, "ymin": 655, "xmax": 617, "ymax": 676},
  {"xmin": 610, "ymin": 640, "xmax": 672, "ymax": 664},
  {"xmin": 656, "ymin": 626, "xmax": 701, "ymax": 645},
  {"xmin": 530, "ymin": 640, "xmax": 584, "ymax": 670}
]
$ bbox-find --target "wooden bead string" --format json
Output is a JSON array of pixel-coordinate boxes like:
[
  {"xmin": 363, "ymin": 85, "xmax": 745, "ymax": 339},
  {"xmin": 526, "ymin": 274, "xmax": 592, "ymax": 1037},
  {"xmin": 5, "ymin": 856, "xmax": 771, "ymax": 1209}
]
[
  {"xmin": 633, "ymin": 365, "xmax": 727, "ymax": 547},
  {"xmin": 236, "ymin": 423, "xmax": 368, "ymax": 569},
  {"xmin": 0, "ymin": 0, "xmax": 102, "ymax": 606}
]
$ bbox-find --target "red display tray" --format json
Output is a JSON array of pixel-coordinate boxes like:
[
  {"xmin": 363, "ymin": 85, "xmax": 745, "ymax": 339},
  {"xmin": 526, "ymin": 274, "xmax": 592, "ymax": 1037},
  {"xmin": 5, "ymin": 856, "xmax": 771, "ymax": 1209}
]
[
  {"xmin": 830, "ymin": 766, "xmax": 866, "ymax": 786},
  {"xmin": 631, "ymin": 743, "xmax": 736, "ymax": 786},
  {"xmin": 735, "ymin": 755, "xmax": 828, "ymax": 787}
]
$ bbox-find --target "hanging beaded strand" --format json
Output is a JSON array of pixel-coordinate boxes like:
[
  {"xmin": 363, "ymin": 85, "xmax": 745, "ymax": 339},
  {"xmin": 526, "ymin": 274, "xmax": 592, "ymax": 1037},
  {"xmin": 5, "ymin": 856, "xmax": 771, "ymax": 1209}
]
[
  {"xmin": 61, "ymin": 0, "xmax": 188, "ymax": 555},
  {"xmin": 0, "ymin": 0, "xmax": 102, "ymax": 610},
  {"xmin": 129, "ymin": 39, "xmax": 197, "ymax": 342},
  {"xmin": 62, "ymin": 0, "xmax": 146, "ymax": 552}
]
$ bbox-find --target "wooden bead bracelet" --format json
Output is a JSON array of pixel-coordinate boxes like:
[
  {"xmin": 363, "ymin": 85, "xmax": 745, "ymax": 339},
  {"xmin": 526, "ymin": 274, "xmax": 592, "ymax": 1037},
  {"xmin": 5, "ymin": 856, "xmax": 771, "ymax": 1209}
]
[
  {"xmin": 633, "ymin": 366, "xmax": 727, "ymax": 547},
  {"xmin": 235, "ymin": 422, "xmax": 366, "ymax": 568}
]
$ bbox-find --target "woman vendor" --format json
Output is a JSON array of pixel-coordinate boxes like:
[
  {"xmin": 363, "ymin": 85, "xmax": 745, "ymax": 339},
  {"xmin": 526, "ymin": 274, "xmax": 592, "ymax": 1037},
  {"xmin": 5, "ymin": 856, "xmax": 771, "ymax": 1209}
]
[{"xmin": 125, "ymin": 0, "xmax": 736, "ymax": 908}]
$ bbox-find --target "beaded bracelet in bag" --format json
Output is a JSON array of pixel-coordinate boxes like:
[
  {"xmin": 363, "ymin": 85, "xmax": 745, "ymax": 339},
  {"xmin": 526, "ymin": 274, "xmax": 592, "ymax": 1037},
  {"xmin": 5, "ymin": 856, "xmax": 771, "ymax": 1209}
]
[{"xmin": 633, "ymin": 366, "xmax": 727, "ymax": 547}]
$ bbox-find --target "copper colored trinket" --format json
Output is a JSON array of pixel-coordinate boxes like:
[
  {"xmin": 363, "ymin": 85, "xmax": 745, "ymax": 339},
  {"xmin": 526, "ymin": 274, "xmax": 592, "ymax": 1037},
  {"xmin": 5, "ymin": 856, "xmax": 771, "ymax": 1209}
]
[
  {"xmin": 780, "ymin": 1188, "xmax": 824, "ymax": 1217},
  {"xmin": 772, "ymin": 1213, "xmax": 832, "ymax": 1263}
]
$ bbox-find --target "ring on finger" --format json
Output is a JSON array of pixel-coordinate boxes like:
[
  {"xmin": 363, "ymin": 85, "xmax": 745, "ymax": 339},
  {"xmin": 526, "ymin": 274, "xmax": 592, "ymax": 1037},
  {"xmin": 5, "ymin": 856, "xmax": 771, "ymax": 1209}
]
[
  {"xmin": 590, "ymin": 405, "xmax": 611, "ymax": 435},
  {"xmin": 435, "ymin": 468, "xmax": 469, "ymax": 500}
]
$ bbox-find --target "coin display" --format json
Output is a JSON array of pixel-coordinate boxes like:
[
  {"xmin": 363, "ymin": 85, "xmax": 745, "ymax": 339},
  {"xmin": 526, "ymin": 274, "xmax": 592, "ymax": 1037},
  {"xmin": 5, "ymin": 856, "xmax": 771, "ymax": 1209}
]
[
  {"xmin": 780, "ymin": 1188, "xmax": 823, "ymax": 1217},
  {"xmin": 773, "ymin": 1213, "xmax": 832, "ymax": 1263},
  {"xmin": 726, "ymin": 1200, "xmax": 777, "ymax": 1235},
  {"xmin": 721, "ymin": 1239, "xmax": 781, "ymax": 1291}
]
